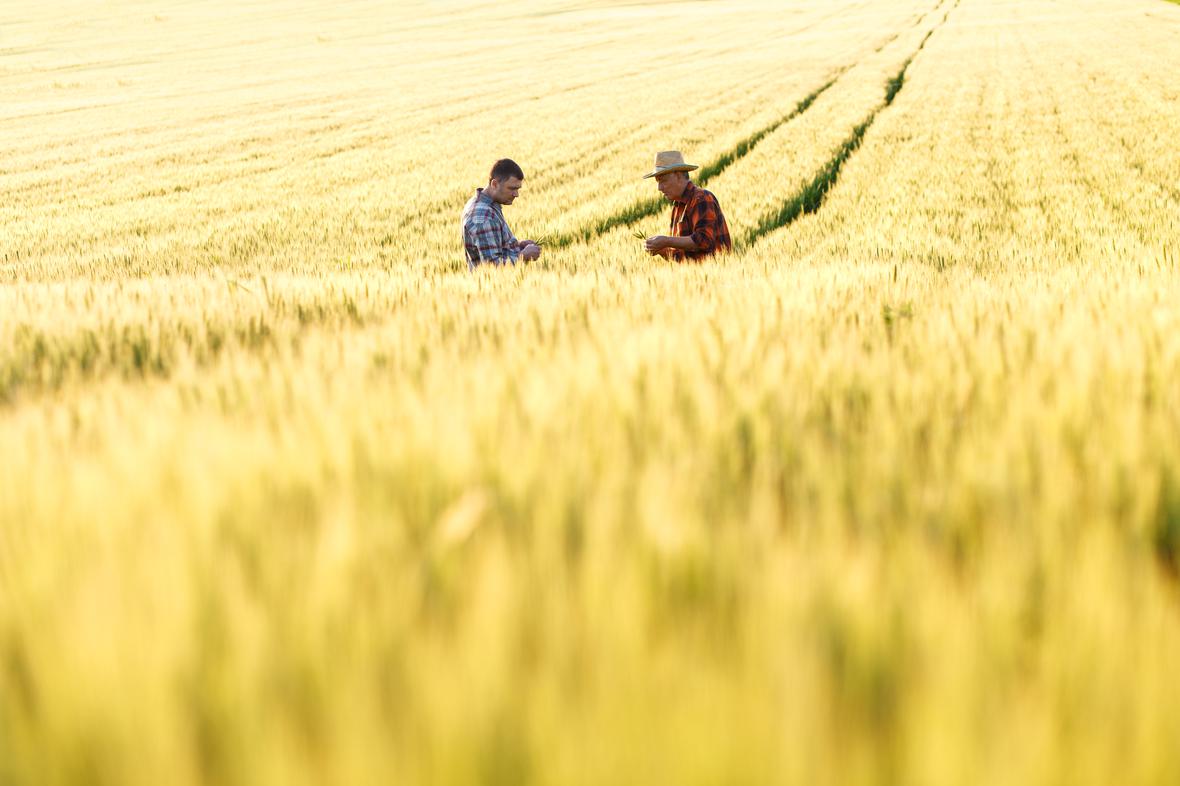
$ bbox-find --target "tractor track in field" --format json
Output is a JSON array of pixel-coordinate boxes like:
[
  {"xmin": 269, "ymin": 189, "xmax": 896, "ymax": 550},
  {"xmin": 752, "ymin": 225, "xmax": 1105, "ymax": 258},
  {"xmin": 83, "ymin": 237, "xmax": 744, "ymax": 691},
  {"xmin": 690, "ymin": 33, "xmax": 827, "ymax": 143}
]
[
  {"xmin": 544, "ymin": 71, "xmax": 847, "ymax": 249},
  {"xmin": 543, "ymin": 0, "xmax": 949, "ymax": 251},
  {"xmin": 742, "ymin": 0, "xmax": 958, "ymax": 248}
]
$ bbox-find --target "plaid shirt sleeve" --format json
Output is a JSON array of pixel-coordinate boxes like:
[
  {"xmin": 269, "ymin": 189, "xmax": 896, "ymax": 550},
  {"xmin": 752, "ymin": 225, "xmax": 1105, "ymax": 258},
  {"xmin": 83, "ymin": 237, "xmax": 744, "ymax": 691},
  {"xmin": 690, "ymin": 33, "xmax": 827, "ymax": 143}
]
[
  {"xmin": 686, "ymin": 192, "xmax": 723, "ymax": 255},
  {"xmin": 467, "ymin": 217, "xmax": 519, "ymax": 265},
  {"xmin": 464, "ymin": 199, "xmax": 521, "ymax": 267}
]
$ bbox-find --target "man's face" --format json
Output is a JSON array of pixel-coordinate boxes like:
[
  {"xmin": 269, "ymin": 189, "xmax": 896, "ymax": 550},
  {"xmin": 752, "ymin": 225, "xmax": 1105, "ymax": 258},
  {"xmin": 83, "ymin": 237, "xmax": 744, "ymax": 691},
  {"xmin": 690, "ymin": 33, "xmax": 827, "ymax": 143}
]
[
  {"xmin": 655, "ymin": 171, "xmax": 689, "ymax": 201},
  {"xmin": 488, "ymin": 176, "xmax": 523, "ymax": 205}
]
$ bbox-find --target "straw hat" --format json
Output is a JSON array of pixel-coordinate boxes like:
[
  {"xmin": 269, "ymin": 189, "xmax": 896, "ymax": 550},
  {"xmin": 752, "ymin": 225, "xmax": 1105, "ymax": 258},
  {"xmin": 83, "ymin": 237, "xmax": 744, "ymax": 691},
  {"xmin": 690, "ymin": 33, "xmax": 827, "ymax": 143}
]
[{"xmin": 642, "ymin": 150, "xmax": 699, "ymax": 179}]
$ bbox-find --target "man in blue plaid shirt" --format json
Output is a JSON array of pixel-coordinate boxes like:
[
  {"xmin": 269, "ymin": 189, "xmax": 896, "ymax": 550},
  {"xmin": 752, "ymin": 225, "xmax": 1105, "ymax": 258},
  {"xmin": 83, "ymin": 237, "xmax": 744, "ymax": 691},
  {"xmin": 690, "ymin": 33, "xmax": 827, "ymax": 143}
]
[{"xmin": 462, "ymin": 159, "xmax": 541, "ymax": 269}]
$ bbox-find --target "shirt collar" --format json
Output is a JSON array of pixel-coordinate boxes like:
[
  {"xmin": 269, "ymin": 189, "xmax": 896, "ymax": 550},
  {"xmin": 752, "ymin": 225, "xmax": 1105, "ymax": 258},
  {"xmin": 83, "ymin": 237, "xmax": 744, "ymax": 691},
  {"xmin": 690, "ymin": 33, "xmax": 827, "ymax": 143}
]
[
  {"xmin": 674, "ymin": 180, "xmax": 698, "ymax": 203},
  {"xmin": 475, "ymin": 188, "xmax": 498, "ymax": 208}
]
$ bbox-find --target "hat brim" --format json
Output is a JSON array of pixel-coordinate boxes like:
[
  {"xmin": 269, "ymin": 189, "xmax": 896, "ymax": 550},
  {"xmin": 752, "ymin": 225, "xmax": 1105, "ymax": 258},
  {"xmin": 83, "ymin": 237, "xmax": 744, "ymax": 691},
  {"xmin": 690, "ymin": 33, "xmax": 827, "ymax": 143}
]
[{"xmin": 642, "ymin": 164, "xmax": 698, "ymax": 179}]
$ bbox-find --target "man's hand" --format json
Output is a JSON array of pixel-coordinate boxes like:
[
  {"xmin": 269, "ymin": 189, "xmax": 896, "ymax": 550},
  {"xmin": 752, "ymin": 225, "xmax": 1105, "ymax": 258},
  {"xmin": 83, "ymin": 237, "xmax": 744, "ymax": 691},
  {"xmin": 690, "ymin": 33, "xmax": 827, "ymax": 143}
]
[
  {"xmin": 517, "ymin": 240, "xmax": 535, "ymax": 249},
  {"xmin": 646, "ymin": 235, "xmax": 698, "ymax": 256},
  {"xmin": 521, "ymin": 243, "xmax": 541, "ymax": 262},
  {"xmin": 645, "ymin": 235, "xmax": 669, "ymax": 255}
]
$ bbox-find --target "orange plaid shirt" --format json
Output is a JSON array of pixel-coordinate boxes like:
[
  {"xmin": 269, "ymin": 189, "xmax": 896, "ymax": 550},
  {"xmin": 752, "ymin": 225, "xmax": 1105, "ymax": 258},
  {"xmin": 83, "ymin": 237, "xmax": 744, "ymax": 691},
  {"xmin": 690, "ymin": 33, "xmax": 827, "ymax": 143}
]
[{"xmin": 668, "ymin": 181, "xmax": 732, "ymax": 262}]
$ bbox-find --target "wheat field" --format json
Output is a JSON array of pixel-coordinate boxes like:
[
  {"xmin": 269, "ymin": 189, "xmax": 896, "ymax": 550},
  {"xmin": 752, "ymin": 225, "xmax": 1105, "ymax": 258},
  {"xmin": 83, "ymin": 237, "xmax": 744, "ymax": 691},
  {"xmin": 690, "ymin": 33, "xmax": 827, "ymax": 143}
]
[{"xmin": 3, "ymin": 0, "xmax": 1180, "ymax": 783}]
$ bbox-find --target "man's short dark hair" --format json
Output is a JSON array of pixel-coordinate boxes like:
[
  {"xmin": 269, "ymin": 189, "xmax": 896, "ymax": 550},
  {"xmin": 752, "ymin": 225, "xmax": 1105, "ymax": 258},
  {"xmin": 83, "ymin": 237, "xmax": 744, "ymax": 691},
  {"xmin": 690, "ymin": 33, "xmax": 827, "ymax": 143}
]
[{"xmin": 489, "ymin": 158, "xmax": 525, "ymax": 183}]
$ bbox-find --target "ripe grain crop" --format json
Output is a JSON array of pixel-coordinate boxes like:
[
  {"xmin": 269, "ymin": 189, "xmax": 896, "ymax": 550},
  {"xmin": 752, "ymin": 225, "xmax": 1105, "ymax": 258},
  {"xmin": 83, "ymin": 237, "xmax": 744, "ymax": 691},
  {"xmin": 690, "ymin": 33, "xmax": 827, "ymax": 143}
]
[{"xmin": 3, "ymin": 1, "xmax": 1180, "ymax": 785}]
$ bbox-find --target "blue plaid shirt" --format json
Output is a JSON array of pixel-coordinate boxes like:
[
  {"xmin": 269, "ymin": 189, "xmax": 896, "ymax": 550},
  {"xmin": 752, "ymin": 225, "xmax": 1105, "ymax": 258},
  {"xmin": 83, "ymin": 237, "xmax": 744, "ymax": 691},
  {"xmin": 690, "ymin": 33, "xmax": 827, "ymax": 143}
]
[{"xmin": 462, "ymin": 189, "xmax": 520, "ymax": 269}]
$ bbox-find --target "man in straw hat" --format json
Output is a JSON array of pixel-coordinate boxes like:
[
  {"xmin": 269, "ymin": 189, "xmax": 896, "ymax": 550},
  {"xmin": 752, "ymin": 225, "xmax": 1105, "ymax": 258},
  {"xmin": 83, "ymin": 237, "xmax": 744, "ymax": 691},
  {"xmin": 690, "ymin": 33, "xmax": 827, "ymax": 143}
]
[
  {"xmin": 462, "ymin": 158, "xmax": 542, "ymax": 269},
  {"xmin": 641, "ymin": 150, "xmax": 732, "ymax": 261}
]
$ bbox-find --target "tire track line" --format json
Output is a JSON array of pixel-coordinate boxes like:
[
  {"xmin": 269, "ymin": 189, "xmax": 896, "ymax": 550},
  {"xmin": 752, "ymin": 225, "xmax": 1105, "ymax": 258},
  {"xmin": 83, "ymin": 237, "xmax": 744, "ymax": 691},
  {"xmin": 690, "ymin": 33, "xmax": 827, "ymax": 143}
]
[
  {"xmin": 543, "ymin": 0, "xmax": 947, "ymax": 250},
  {"xmin": 743, "ymin": 1, "xmax": 958, "ymax": 248},
  {"xmin": 546, "ymin": 72, "xmax": 847, "ymax": 249}
]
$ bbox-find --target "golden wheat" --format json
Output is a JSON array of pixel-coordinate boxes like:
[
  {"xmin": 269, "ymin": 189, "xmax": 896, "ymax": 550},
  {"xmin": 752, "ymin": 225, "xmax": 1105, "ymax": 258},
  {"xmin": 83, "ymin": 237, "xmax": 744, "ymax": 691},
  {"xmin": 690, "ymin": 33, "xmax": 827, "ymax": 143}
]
[{"xmin": 3, "ymin": 1, "xmax": 1180, "ymax": 785}]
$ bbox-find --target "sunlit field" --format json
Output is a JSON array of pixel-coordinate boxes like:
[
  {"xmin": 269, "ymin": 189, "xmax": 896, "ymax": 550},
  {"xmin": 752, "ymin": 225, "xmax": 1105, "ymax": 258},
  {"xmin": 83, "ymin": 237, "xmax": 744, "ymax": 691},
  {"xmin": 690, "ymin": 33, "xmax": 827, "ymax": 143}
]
[{"xmin": 3, "ymin": 0, "xmax": 1180, "ymax": 783}]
